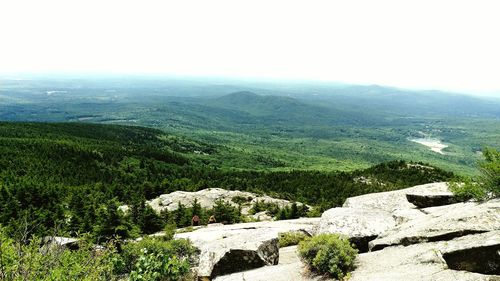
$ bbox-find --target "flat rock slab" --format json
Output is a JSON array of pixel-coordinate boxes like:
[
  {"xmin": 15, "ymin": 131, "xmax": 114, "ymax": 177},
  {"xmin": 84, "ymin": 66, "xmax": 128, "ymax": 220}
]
[
  {"xmin": 175, "ymin": 218, "xmax": 320, "ymax": 244},
  {"xmin": 351, "ymin": 231, "xmax": 500, "ymax": 281},
  {"xmin": 278, "ymin": 246, "xmax": 301, "ymax": 265},
  {"xmin": 214, "ymin": 262, "xmax": 318, "ymax": 281},
  {"xmin": 369, "ymin": 199, "xmax": 500, "ymax": 251},
  {"xmin": 317, "ymin": 207, "xmax": 396, "ymax": 252},
  {"xmin": 440, "ymin": 230, "xmax": 500, "ymax": 275},
  {"xmin": 406, "ymin": 193, "xmax": 457, "ymax": 208},
  {"xmin": 343, "ymin": 182, "xmax": 451, "ymax": 212},
  {"xmin": 405, "ymin": 183, "xmax": 456, "ymax": 208},
  {"xmin": 175, "ymin": 218, "xmax": 320, "ymax": 278}
]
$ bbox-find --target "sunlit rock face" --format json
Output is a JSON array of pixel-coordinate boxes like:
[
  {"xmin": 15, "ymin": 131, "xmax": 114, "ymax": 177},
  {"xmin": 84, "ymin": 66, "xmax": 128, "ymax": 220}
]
[{"xmin": 174, "ymin": 182, "xmax": 500, "ymax": 280}]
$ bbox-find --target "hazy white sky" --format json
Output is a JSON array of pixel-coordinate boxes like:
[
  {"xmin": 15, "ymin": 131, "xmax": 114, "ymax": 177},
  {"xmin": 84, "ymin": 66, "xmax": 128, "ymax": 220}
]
[{"xmin": 1, "ymin": 0, "xmax": 499, "ymax": 94}]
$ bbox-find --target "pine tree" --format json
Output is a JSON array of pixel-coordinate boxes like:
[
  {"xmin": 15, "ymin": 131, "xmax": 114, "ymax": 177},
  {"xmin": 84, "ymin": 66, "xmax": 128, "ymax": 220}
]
[
  {"xmin": 93, "ymin": 198, "xmax": 132, "ymax": 243},
  {"xmin": 142, "ymin": 205, "xmax": 163, "ymax": 234},
  {"xmin": 290, "ymin": 202, "xmax": 298, "ymax": 219},
  {"xmin": 174, "ymin": 202, "xmax": 188, "ymax": 227},
  {"xmin": 191, "ymin": 198, "xmax": 202, "ymax": 218}
]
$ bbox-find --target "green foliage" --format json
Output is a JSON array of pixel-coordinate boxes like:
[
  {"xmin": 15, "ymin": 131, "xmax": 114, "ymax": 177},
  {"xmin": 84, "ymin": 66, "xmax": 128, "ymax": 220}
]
[
  {"xmin": 231, "ymin": 195, "xmax": 252, "ymax": 205},
  {"xmin": 449, "ymin": 179, "xmax": 487, "ymax": 201},
  {"xmin": 0, "ymin": 226, "xmax": 196, "ymax": 281},
  {"xmin": 278, "ymin": 231, "xmax": 309, "ymax": 247},
  {"xmin": 93, "ymin": 199, "xmax": 136, "ymax": 243},
  {"xmin": 450, "ymin": 147, "xmax": 500, "ymax": 200},
  {"xmin": 0, "ymin": 122, "xmax": 454, "ymax": 241},
  {"xmin": 0, "ymin": 228, "xmax": 116, "ymax": 281},
  {"xmin": 298, "ymin": 234, "xmax": 358, "ymax": 280},
  {"xmin": 163, "ymin": 223, "xmax": 177, "ymax": 241},
  {"xmin": 211, "ymin": 199, "xmax": 241, "ymax": 224},
  {"xmin": 249, "ymin": 200, "xmax": 281, "ymax": 216},
  {"xmin": 479, "ymin": 147, "xmax": 500, "ymax": 197},
  {"xmin": 118, "ymin": 237, "xmax": 197, "ymax": 278},
  {"xmin": 128, "ymin": 249, "xmax": 190, "ymax": 281}
]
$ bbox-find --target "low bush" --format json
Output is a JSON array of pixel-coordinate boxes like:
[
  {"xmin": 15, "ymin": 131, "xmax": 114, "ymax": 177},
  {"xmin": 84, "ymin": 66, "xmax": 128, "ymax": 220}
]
[
  {"xmin": 128, "ymin": 249, "xmax": 190, "ymax": 281},
  {"xmin": 116, "ymin": 237, "xmax": 198, "ymax": 280},
  {"xmin": 298, "ymin": 234, "xmax": 357, "ymax": 280},
  {"xmin": 278, "ymin": 231, "xmax": 309, "ymax": 247},
  {"xmin": 0, "ymin": 228, "xmax": 116, "ymax": 281},
  {"xmin": 449, "ymin": 179, "xmax": 487, "ymax": 201}
]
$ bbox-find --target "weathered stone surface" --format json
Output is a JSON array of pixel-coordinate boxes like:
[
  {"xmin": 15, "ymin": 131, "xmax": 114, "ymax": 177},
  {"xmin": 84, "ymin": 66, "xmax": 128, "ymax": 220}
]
[
  {"xmin": 183, "ymin": 181, "xmax": 500, "ymax": 280},
  {"xmin": 391, "ymin": 208, "xmax": 427, "ymax": 225},
  {"xmin": 369, "ymin": 199, "xmax": 500, "ymax": 251},
  {"xmin": 406, "ymin": 193, "xmax": 457, "ymax": 208},
  {"xmin": 405, "ymin": 183, "xmax": 456, "ymax": 208},
  {"xmin": 214, "ymin": 246, "xmax": 327, "ymax": 281},
  {"xmin": 120, "ymin": 188, "xmax": 308, "ymax": 217},
  {"xmin": 175, "ymin": 218, "xmax": 319, "ymax": 278},
  {"xmin": 441, "ymin": 230, "xmax": 500, "ymax": 275},
  {"xmin": 148, "ymin": 188, "xmax": 256, "ymax": 212},
  {"xmin": 190, "ymin": 230, "xmax": 279, "ymax": 278},
  {"xmin": 350, "ymin": 231, "xmax": 500, "ymax": 281},
  {"xmin": 317, "ymin": 207, "xmax": 396, "ymax": 252},
  {"xmin": 41, "ymin": 236, "xmax": 79, "ymax": 253},
  {"xmin": 342, "ymin": 182, "xmax": 451, "ymax": 212},
  {"xmin": 251, "ymin": 211, "xmax": 273, "ymax": 221}
]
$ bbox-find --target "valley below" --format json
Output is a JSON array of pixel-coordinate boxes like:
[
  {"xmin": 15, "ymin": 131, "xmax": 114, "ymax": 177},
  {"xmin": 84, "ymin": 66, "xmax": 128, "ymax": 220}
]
[{"xmin": 1, "ymin": 76, "xmax": 499, "ymax": 175}]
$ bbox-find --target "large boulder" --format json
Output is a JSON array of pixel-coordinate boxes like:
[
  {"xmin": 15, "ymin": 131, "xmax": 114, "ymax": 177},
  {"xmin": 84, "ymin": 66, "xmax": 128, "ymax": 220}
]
[
  {"xmin": 342, "ymin": 182, "xmax": 451, "ymax": 212},
  {"xmin": 350, "ymin": 231, "xmax": 500, "ymax": 281},
  {"xmin": 174, "ymin": 218, "xmax": 319, "ymax": 278},
  {"xmin": 317, "ymin": 208, "xmax": 396, "ymax": 252},
  {"xmin": 405, "ymin": 183, "xmax": 457, "ymax": 208},
  {"xmin": 196, "ymin": 233, "xmax": 279, "ymax": 278},
  {"xmin": 314, "ymin": 182, "xmax": 458, "ymax": 253},
  {"xmin": 369, "ymin": 199, "xmax": 500, "ymax": 251}
]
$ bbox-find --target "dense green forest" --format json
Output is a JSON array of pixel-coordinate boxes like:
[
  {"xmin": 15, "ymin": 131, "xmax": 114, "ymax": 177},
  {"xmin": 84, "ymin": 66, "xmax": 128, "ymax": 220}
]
[
  {"xmin": 1, "ymin": 76, "xmax": 499, "ymax": 175},
  {"xmin": 0, "ymin": 122, "xmax": 453, "ymax": 241}
]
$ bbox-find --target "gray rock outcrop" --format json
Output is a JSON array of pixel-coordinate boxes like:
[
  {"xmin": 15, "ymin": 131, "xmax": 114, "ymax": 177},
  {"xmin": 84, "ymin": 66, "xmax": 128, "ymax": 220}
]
[
  {"xmin": 351, "ymin": 231, "xmax": 500, "ymax": 281},
  {"xmin": 317, "ymin": 182, "xmax": 453, "ymax": 252},
  {"xmin": 120, "ymin": 188, "xmax": 308, "ymax": 218},
  {"xmin": 342, "ymin": 182, "xmax": 450, "ymax": 212},
  {"xmin": 174, "ymin": 218, "xmax": 319, "ymax": 278},
  {"xmin": 172, "ymin": 182, "xmax": 500, "ymax": 280},
  {"xmin": 317, "ymin": 208, "xmax": 396, "ymax": 252},
  {"xmin": 369, "ymin": 199, "xmax": 500, "ymax": 251}
]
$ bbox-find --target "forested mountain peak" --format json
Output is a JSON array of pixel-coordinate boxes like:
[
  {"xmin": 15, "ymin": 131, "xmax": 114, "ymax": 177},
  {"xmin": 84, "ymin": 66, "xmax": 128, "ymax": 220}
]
[{"xmin": 213, "ymin": 91, "xmax": 300, "ymax": 106}]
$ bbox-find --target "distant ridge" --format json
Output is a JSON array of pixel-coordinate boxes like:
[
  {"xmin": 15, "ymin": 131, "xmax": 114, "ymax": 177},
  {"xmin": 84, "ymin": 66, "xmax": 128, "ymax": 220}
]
[{"xmin": 214, "ymin": 91, "xmax": 263, "ymax": 105}]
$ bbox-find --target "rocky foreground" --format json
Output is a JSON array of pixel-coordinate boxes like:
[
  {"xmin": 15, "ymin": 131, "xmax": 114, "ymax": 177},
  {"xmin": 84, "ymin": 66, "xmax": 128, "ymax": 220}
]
[{"xmin": 172, "ymin": 182, "xmax": 500, "ymax": 280}]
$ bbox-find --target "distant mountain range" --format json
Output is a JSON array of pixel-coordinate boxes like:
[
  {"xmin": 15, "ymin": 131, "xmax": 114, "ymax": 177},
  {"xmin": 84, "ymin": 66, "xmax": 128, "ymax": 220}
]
[{"xmin": 1, "ymin": 76, "xmax": 499, "ymax": 174}]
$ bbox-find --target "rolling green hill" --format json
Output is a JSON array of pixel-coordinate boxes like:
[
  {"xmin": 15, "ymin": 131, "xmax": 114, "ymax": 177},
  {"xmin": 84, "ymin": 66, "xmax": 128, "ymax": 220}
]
[
  {"xmin": 1, "ymin": 76, "xmax": 499, "ymax": 175},
  {"xmin": 0, "ymin": 122, "xmax": 453, "ymax": 238}
]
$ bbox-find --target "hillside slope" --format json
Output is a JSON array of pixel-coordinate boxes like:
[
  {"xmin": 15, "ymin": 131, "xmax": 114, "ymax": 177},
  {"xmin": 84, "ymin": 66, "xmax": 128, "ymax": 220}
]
[
  {"xmin": 2, "ymin": 77, "xmax": 499, "ymax": 174},
  {"xmin": 0, "ymin": 122, "xmax": 453, "ymax": 238}
]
